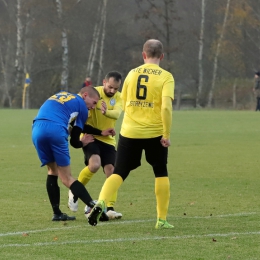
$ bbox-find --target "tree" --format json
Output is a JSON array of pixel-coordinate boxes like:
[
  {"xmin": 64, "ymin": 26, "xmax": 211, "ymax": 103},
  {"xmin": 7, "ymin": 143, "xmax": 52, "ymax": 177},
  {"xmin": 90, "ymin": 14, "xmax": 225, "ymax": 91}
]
[
  {"xmin": 0, "ymin": 0, "xmax": 16, "ymax": 107},
  {"xmin": 135, "ymin": 0, "xmax": 181, "ymax": 72},
  {"xmin": 196, "ymin": 0, "xmax": 206, "ymax": 107},
  {"xmin": 53, "ymin": 0, "xmax": 69, "ymax": 91},
  {"xmin": 207, "ymin": 0, "xmax": 231, "ymax": 108}
]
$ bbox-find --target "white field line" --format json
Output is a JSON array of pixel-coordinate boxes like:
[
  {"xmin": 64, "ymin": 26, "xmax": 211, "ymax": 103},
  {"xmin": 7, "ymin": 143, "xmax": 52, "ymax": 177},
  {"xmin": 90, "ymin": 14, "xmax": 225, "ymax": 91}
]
[
  {"xmin": 0, "ymin": 211, "xmax": 258, "ymax": 238},
  {"xmin": 1, "ymin": 231, "xmax": 260, "ymax": 248}
]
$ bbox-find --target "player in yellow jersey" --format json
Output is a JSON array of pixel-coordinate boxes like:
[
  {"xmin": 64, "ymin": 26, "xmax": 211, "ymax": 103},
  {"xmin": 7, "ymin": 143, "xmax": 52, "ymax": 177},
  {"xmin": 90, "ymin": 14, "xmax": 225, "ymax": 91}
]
[
  {"xmin": 88, "ymin": 39, "xmax": 174, "ymax": 229},
  {"xmin": 68, "ymin": 71, "xmax": 123, "ymax": 220}
]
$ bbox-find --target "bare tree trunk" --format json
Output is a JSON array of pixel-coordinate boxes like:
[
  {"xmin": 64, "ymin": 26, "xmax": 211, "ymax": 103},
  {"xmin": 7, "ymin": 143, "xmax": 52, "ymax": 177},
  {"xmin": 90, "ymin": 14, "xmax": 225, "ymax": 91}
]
[
  {"xmin": 14, "ymin": 0, "xmax": 24, "ymax": 106},
  {"xmin": 86, "ymin": 2, "xmax": 103, "ymax": 79},
  {"xmin": 164, "ymin": 0, "xmax": 171, "ymax": 64},
  {"xmin": 0, "ymin": 0, "xmax": 17, "ymax": 107},
  {"xmin": 23, "ymin": 11, "xmax": 33, "ymax": 109},
  {"xmin": 54, "ymin": 0, "xmax": 69, "ymax": 91},
  {"xmin": 232, "ymin": 78, "xmax": 237, "ymax": 109},
  {"xmin": 207, "ymin": 0, "xmax": 231, "ymax": 108},
  {"xmin": 196, "ymin": 0, "xmax": 206, "ymax": 108},
  {"xmin": 97, "ymin": 0, "xmax": 107, "ymax": 85},
  {"xmin": 0, "ymin": 48, "xmax": 12, "ymax": 107}
]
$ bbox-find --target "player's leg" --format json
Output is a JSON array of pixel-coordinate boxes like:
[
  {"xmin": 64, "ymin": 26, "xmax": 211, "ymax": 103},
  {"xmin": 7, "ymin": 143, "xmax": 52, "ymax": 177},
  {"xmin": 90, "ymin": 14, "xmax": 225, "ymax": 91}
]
[
  {"xmin": 51, "ymin": 132, "xmax": 103, "ymax": 220},
  {"xmin": 79, "ymin": 142, "xmax": 101, "ymax": 185},
  {"xmin": 257, "ymin": 97, "xmax": 260, "ymax": 111},
  {"xmin": 47, "ymin": 163, "xmax": 76, "ymax": 221},
  {"xmin": 32, "ymin": 121, "xmax": 74, "ymax": 221},
  {"xmin": 101, "ymin": 143, "xmax": 122, "ymax": 219},
  {"xmin": 145, "ymin": 136, "xmax": 173, "ymax": 229},
  {"xmin": 88, "ymin": 135, "xmax": 141, "ymax": 226},
  {"xmin": 103, "ymin": 164, "xmax": 122, "ymax": 219},
  {"xmin": 68, "ymin": 142, "xmax": 100, "ymax": 212}
]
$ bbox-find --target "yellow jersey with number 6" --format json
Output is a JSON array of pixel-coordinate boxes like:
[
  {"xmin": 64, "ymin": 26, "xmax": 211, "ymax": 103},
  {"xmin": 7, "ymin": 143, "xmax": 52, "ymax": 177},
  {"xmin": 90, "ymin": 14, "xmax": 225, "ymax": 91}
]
[{"xmin": 120, "ymin": 63, "xmax": 174, "ymax": 138}]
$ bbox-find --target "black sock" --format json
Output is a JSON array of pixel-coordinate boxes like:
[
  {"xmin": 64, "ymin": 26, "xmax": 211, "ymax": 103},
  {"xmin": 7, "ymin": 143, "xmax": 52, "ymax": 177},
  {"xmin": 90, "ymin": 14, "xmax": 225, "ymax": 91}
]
[
  {"xmin": 46, "ymin": 175, "xmax": 62, "ymax": 215},
  {"xmin": 70, "ymin": 180, "xmax": 94, "ymax": 207}
]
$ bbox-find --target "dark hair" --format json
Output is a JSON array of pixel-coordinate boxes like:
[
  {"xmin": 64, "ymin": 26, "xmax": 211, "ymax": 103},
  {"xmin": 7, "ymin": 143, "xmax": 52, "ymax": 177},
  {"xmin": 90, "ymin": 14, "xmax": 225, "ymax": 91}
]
[
  {"xmin": 143, "ymin": 39, "xmax": 163, "ymax": 58},
  {"xmin": 255, "ymin": 71, "xmax": 260, "ymax": 77},
  {"xmin": 104, "ymin": 71, "xmax": 122, "ymax": 82}
]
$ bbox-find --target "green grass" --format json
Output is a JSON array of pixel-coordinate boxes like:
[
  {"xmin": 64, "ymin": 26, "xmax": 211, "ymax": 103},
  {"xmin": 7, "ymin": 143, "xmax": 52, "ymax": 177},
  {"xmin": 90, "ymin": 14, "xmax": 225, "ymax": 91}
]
[{"xmin": 0, "ymin": 109, "xmax": 260, "ymax": 260}]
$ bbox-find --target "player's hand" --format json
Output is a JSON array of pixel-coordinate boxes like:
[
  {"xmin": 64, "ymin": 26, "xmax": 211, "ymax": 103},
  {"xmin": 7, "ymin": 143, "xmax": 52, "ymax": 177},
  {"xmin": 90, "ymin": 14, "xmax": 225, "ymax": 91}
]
[
  {"xmin": 101, "ymin": 128, "xmax": 116, "ymax": 136},
  {"xmin": 80, "ymin": 134, "xmax": 94, "ymax": 147},
  {"xmin": 160, "ymin": 137, "xmax": 171, "ymax": 147},
  {"xmin": 100, "ymin": 100, "xmax": 107, "ymax": 115}
]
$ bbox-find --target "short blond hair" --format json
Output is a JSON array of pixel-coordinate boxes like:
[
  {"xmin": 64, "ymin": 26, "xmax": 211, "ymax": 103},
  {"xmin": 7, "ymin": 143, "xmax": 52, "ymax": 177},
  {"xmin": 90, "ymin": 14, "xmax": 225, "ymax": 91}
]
[{"xmin": 80, "ymin": 86, "xmax": 100, "ymax": 98}]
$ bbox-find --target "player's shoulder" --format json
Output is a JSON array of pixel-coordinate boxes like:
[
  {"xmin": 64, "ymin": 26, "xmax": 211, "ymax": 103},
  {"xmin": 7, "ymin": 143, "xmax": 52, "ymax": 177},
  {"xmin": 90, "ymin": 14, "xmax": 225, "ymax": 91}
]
[
  {"xmin": 94, "ymin": 86, "xmax": 103, "ymax": 93},
  {"xmin": 114, "ymin": 90, "xmax": 122, "ymax": 99}
]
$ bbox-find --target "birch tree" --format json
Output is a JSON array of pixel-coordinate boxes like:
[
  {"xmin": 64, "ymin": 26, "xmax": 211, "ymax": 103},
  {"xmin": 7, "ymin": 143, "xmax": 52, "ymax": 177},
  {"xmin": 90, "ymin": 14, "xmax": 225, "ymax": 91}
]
[
  {"xmin": 0, "ymin": 0, "xmax": 16, "ymax": 107},
  {"xmin": 0, "ymin": 46, "xmax": 12, "ymax": 107},
  {"xmin": 96, "ymin": 0, "xmax": 107, "ymax": 85},
  {"xmin": 84, "ymin": 0, "xmax": 107, "ymax": 85},
  {"xmin": 207, "ymin": 0, "xmax": 231, "ymax": 108},
  {"xmin": 14, "ymin": 0, "xmax": 24, "ymax": 92},
  {"xmin": 86, "ymin": 3, "xmax": 101, "ymax": 79},
  {"xmin": 54, "ymin": 0, "xmax": 69, "ymax": 91},
  {"xmin": 196, "ymin": 0, "xmax": 206, "ymax": 108}
]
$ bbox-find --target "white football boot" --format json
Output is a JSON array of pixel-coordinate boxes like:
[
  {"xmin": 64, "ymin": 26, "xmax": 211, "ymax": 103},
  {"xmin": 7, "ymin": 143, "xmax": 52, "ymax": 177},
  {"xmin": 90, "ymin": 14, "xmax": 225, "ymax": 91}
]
[
  {"xmin": 68, "ymin": 190, "xmax": 78, "ymax": 212},
  {"xmin": 106, "ymin": 210, "xmax": 123, "ymax": 220}
]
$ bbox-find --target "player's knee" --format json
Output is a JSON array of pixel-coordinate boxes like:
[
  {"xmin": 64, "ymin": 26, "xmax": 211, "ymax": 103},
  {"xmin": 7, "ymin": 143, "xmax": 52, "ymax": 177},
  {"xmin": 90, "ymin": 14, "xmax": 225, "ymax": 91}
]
[
  {"xmin": 88, "ymin": 162, "xmax": 100, "ymax": 173},
  {"xmin": 104, "ymin": 164, "xmax": 114, "ymax": 177}
]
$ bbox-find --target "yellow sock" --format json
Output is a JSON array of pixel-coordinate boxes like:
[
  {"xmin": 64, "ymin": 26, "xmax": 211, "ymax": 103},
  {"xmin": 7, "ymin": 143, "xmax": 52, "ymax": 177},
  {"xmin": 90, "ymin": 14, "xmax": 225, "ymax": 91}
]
[
  {"xmin": 78, "ymin": 166, "xmax": 94, "ymax": 186},
  {"xmin": 155, "ymin": 177, "xmax": 170, "ymax": 220},
  {"xmin": 99, "ymin": 174, "xmax": 123, "ymax": 205},
  {"xmin": 107, "ymin": 191, "xmax": 118, "ymax": 208}
]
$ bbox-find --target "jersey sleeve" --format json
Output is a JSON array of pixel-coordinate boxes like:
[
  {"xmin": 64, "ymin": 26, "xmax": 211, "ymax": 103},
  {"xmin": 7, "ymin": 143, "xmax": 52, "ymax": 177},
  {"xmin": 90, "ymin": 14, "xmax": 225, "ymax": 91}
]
[
  {"xmin": 105, "ymin": 95, "xmax": 123, "ymax": 119},
  {"xmin": 74, "ymin": 102, "xmax": 89, "ymax": 130},
  {"xmin": 121, "ymin": 73, "xmax": 130, "ymax": 110},
  {"xmin": 162, "ymin": 73, "xmax": 174, "ymax": 100}
]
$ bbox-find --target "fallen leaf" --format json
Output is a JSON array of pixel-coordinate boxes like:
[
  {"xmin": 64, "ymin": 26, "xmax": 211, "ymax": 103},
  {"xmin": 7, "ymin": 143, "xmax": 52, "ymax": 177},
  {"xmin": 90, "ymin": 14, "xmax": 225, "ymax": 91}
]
[
  {"xmin": 231, "ymin": 237, "xmax": 237, "ymax": 240},
  {"xmin": 22, "ymin": 233, "xmax": 29, "ymax": 237},
  {"xmin": 53, "ymin": 237, "xmax": 58, "ymax": 241},
  {"xmin": 212, "ymin": 238, "xmax": 217, "ymax": 242}
]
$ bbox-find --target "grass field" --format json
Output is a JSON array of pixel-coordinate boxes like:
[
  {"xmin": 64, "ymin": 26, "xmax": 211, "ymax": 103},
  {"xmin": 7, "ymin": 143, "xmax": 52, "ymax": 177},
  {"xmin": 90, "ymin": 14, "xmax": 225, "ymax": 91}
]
[{"xmin": 0, "ymin": 109, "xmax": 260, "ymax": 260}]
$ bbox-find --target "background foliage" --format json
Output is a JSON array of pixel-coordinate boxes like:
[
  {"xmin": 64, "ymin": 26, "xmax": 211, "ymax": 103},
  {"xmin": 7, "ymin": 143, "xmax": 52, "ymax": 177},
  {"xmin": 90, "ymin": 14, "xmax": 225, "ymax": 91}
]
[{"xmin": 0, "ymin": 0, "xmax": 260, "ymax": 109}]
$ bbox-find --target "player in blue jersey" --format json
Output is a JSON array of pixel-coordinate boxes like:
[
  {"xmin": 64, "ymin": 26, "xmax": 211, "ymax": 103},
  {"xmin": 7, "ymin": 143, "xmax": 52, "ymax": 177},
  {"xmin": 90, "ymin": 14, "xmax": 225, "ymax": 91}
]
[{"xmin": 32, "ymin": 86, "xmax": 109, "ymax": 221}]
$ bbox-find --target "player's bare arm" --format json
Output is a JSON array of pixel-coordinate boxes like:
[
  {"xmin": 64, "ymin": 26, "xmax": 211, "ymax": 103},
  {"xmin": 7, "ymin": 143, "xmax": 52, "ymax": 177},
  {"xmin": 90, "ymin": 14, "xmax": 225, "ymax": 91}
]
[{"xmin": 101, "ymin": 128, "xmax": 116, "ymax": 137}]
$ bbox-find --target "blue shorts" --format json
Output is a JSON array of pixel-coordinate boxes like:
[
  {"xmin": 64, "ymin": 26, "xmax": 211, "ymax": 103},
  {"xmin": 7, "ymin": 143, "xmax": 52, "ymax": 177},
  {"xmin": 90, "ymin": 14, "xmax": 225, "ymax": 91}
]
[{"xmin": 32, "ymin": 120, "xmax": 70, "ymax": 167}]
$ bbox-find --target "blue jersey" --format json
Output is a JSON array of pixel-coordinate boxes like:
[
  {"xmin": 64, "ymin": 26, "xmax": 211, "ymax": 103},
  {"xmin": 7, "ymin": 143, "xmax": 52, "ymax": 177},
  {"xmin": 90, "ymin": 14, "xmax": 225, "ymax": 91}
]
[{"xmin": 34, "ymin": 91, "xmax": 88, "ymax": 132}]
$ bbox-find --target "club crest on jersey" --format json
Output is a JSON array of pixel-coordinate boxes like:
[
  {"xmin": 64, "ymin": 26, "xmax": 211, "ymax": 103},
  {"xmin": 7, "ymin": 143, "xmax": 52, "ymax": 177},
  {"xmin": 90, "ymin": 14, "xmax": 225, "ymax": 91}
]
[{"xmin": 110, "ymin": 99, "xmax": 115, "ymax": 106}]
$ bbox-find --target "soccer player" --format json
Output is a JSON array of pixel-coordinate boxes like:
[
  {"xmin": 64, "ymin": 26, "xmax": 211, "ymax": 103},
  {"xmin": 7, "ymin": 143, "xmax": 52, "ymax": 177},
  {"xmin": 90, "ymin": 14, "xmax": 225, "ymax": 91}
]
[
  {"xmin": 32, "ymin": 87, "xmax": 108, "ymax": 221},
  {"xmin": 88, "ymin": 39, "xmax": 175, "ymax": 229},
  {"xmin": 68, "ymin": 71, "xmax": 123, "ymax": 220}
]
